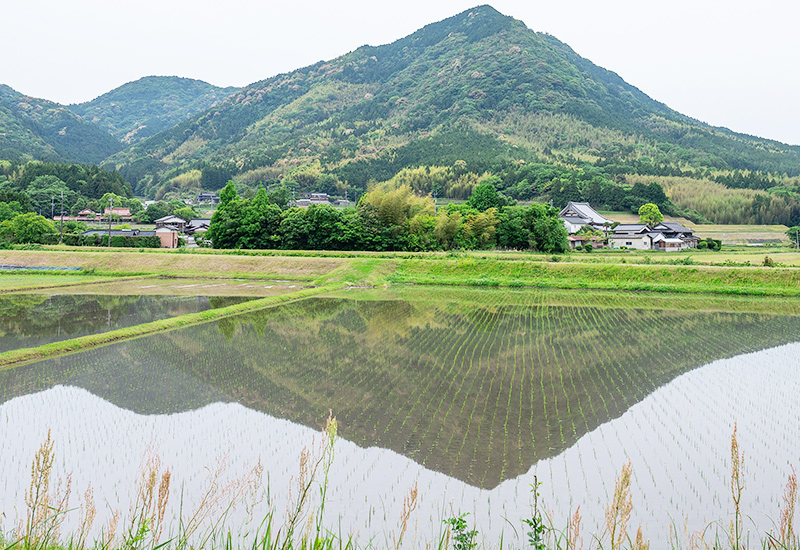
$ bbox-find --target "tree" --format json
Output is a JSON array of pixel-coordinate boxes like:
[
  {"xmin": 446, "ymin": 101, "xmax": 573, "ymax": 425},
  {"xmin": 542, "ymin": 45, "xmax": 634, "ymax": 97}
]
[
  {"xmin": 0, "ymin": 213, "xmax": 57, "ymax": 243},
  {"xmin": 97, "ymin": 193, "xmax": 143, "ymax": 214},
  {"xmin": 239, "ymin": 187, "xmax": 282, "ymax": 249},
  {"xmin": 266, "ymin": 185, "xmax": 292, "ymax": 210},
  {"xmin": 173, "ymin": 206, "xmax": 198, "ymax": 221},
  {"xmin": 219, "ymin": 181, "xmax": 238, "ymax": 206},
  {"xmin": 141, "ymin": 200, "xmax": 190, "ymax": 223},
  {"xmin": 0, "ymin": 201, "xmax": 25, "ymax": 222},
  {"xmin": 638, "ymin": 203, "xmax": 663, "ymax": 226},
  {"xmin": 466, "ymin": 178, "xmax": 514, "ymax": 211},
  {"xmin": 26, "ymin": 176, "xmax": 76, "ymax": 217},
  {"xmin": 523, "ymin": 203, "xmax": 569, "ymax": 253},
  {"xmin": 206, "ymin": 198, "xmax": 248, "ymax": 249},
  {"xmin": 787, "ymin": 226, "xmax": 800, "ymax": 248}
]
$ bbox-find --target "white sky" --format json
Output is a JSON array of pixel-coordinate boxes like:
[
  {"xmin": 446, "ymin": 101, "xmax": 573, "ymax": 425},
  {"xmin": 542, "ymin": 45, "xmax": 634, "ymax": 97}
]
[{"xmin": 4, "ymin": 0, "xmax": 800, "ymax": 145}]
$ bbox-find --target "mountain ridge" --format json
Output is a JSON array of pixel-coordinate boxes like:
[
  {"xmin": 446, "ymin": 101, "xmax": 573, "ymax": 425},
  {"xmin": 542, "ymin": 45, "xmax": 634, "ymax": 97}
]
[
  {"xmin": 0, "ymin": 76, "xmax": 239, "ymax": 163},
  {"xmin": 69, "ymin": 76, "xmax": 240, "ymax": 145},
  {"xmin": 100, "ymin": 5, "xmax": 800, "ymax": 200}
]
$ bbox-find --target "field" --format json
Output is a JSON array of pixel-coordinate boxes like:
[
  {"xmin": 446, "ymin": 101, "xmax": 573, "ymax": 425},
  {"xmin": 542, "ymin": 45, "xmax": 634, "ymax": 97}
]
[{"xmin": 1, "ymin": 249, "xmax": 800, "ymax": 549}]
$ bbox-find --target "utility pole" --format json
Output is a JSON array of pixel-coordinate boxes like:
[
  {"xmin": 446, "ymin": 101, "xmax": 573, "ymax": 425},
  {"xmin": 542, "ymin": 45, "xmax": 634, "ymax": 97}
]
[
  {"xmin": 51, "ymin": 196, "xmax": 55, "ymax": 219},
  {"xmin": 107, "ymin": 197, "xmax": 113, "ymax": 247},
  {"xmin": 59, "ymin": 191, "xmax": 64, "ymax": 245}
]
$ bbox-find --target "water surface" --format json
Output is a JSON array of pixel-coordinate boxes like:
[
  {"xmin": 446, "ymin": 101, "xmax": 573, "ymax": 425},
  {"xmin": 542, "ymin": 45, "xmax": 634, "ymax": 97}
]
[
  {"xmin": 0, "ymin": 294, "xmax": 251, "ymax": 353},
  {"xmin": 1, "ymin": 288, "xmax": 799, "ymax": 545}
]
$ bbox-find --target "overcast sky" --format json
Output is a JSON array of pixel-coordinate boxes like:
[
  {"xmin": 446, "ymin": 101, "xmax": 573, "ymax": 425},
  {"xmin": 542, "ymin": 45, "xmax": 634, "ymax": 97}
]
[{"xmin": 4, "ymin": 0, "xmax": 799, "ymax": 145}]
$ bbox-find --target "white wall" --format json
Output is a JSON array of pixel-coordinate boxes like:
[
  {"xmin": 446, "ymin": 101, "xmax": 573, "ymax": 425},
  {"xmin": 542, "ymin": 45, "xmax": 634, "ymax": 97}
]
[{"xmin": 609, "ymin": 235, "xmax": 651, "ymax": 250}]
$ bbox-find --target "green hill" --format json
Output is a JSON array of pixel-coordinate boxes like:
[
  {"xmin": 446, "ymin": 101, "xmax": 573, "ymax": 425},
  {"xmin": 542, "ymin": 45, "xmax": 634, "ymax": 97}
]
[
  {"xmin": 70, "ymin": 76, "xmax": 239, "ymax": 144},
  {"xmin": 104, "ymin": 5, "xmax": 800, "ymax": 203},
  {"xmin": 0, "ymin": 85, "xmax": 123, "ymax": 164}
]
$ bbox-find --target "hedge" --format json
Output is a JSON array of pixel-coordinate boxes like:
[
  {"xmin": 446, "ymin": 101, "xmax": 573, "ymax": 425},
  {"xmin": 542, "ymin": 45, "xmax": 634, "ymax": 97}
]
[{"xmin": 33, "ymin": 234, "xmax": 162, "ymax": 248}]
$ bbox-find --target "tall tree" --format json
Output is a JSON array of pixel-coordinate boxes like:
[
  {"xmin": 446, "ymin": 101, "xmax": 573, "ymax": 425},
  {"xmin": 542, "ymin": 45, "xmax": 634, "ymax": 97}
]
[{"xmin": 638, "ymin": 203, "xmax": 664, "ymax": 226}]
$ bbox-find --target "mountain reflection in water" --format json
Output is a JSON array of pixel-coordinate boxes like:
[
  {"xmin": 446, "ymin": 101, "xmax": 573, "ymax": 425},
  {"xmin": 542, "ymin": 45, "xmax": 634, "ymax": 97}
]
[{"xmin": 1, "ymin": 343, "xmax": 799, "ymax": 546}]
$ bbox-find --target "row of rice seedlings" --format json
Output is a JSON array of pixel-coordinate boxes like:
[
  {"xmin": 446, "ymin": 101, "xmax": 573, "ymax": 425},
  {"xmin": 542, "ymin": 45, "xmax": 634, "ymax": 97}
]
[
  {"xmin": 483, "ymin": 307, "xmax": 536, "ymax": 485},
  {"xmin": 417, "ymin": 303, "xmax": 503, "ymax": 470},
  {"xmin": 456, "ymin": 301, "xmax": 511, "ymax": 485},
  {"xmin": 311, "ymin": 305, "xmax": 416, "ymax": 439},
  {"xmin": 581, "ymin": 305, "xmax": 667, "ymax": 411},
  {"xmin": 349, "ymin": 310, "xmax": 465, "ymax": 450},
  {"xmin": 559, "ymin": 302, "xmax": 610, "ymax": 428},
  {"xmin": 531, "ymin": 299, "xmax": 553, "ymax": 457},
  {"xmin": 370, "ymin": 307, "xmax": 478, "ymax": 434},
  {"xmin": 438, "ymin": 301, "xmax": 506, "ymax": 471},
  {"xmin": 549, "ymin": 304, "xmax": 609, "ymax": 475},
  {"xmin": 501, "ymin": 303, "xmax": 526, "ymax": 483},
  {"xmin": 551, "ymin": 306, "xmax": 589, "ymax": 443},
  {"xmin": 339, "ymin": 325, "xmax": 437, "ymax": 443},
  {"xmin": 477, "ymin": 302, "xmax": 521, "ymax": 487},
  {"xmin": 544, "ymin": 304, "xmax": 570, "ymax": 453},
  {"xmin": 370, "ymin": 311, "xmax": 480, "ymax": 459},
  {"xmin": 393, "ymin": 297, "xmax": 506, "ymax": 470}
]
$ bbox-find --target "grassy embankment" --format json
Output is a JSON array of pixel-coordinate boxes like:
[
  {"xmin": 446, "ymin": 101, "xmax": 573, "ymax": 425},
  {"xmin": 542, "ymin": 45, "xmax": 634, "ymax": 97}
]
[{"xmin": 2, "ymin": 247, "xmax": 800, "ymax": 295}]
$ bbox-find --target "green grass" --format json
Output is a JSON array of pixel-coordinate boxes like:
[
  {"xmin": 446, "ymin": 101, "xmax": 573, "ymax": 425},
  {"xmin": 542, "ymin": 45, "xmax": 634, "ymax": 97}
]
[
  {"xmin": 3, "ymin": 247, "xmax": 800, "ymax": 296},
  {"xmin": 388, "ymin": 257, "xmax": 800, "ymax": 296}
]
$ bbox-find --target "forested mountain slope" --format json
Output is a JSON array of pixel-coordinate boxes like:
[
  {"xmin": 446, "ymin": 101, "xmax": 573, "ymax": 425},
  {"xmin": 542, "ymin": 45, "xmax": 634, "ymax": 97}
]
[
  {"xmin": 104, "ymin": 5, "xmax": 800, "ymax": 200},
  {"xmin": 70, "ymin": 76, "xmax": 239, "ymax": 144},
  {"xmin": 0, "ymin": 85, "xmax": 123, "ymax": 164}
]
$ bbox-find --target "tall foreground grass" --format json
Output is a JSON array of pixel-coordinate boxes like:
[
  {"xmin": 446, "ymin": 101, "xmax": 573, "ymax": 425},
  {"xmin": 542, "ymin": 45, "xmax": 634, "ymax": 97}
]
[{"xmin": 1, "ymin": 421, "xmax": 799, "ymax": 550}]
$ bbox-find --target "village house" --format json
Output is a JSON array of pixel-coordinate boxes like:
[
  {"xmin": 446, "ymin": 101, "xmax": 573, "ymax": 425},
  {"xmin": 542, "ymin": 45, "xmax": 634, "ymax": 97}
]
[
  {"xmin": 104, "ymin": 207, "xmax": 132, "ymax": 221},
  {"xmin": 195, "ymin": 192, "xmax": 220, "ymax": 204},
  {"xmin": 609, "ymin": 222, "xmax": 699, "ymax": 251},
  {"xmin": 295, "ymin": 193, "xmax": 335, "ymax": 208},
  {"xmin": 567, "ymin": 234, "xmax": 606, "ymax": 250},
  {"xmin": 82, "ymin": 229, "xmax": 156, "ymax": 238},
  {"xmin": 185, "ymin": 218, "xmax": 211, "ymax": 234},
  {"xmin": 559, "ymin": 202, "xmax": 614, "ymax": 234},
  {"xmin": 154, "ymin": 215, "xmax": 187, "ymax": 233}
]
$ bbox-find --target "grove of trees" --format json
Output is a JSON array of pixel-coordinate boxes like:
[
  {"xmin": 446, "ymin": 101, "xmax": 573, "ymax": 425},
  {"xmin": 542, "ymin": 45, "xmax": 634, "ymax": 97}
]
[{"xmin": 206, "ymin": 181, "xmax": 569, "ymax": 253}]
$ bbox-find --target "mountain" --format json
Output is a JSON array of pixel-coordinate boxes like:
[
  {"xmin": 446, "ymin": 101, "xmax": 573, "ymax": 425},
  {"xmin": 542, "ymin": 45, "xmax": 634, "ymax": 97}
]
[
  {"xmin": 104, "ymin": 5, "xmax": 800, "ymax": 200},
  {"xmin": 0, "ymin": 85, "xmax": 123, "ymax": 164},
  {"xmin": 70, "ymin": 76, "xmax": 240, "ymax": 145}
]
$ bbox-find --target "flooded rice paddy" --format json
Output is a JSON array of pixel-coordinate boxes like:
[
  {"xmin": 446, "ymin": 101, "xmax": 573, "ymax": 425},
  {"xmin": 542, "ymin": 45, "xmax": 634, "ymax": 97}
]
[
  {"xmin": 0, "ymin": 294, "xmax": 252, "ymax": 353},
  {"xmin": 1, "ymin": 287, "xmax": 799, "ymax": 545}
]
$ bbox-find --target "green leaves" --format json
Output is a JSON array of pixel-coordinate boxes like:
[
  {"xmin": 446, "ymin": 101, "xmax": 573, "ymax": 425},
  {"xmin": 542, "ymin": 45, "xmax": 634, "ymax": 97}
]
[{"xmin": 443, "ymin": 513, "xmax": 477, "ymax": 550}]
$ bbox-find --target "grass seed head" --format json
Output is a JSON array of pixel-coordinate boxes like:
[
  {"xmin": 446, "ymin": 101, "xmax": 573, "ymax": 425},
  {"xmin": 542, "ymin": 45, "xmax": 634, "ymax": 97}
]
[
  {"xmin": 605, "ymin": 459, "xmax": 633, "ymax": 550},
  {"xmin": 780, "ymin": 467, "xmax": 798, "ymax": 547}
]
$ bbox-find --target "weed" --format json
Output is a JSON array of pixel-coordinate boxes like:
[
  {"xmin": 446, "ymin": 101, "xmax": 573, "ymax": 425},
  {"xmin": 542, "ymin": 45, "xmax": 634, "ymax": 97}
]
[
  {"xmin": 443, "ymin": 513, "xmax": 477, "ymax": 550},
  {"xmin": 522, "ymin": 476, "xmax": 546, "ymax": 550},
  {"xmin": 393, "ymin": 482, "xmax": 418, "ymax": 550},
  {"xmin": 604, "ymin": 459, "xmax": 633, "ymax": 550},
  {"xmin": 730, "ymin": 423, "xmax": 745, "ymax": 550}
]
